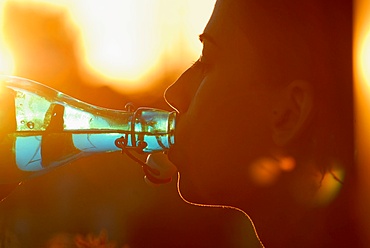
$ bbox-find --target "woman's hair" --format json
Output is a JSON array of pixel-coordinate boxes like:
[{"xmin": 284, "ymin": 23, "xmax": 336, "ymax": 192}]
[
  {"xmin": 231, "ymin": 0, "xmax": 354, "ymax": 177},
  {"xmin": 230, "ymin": 2, "xmax": 358, "ymax": 245}
]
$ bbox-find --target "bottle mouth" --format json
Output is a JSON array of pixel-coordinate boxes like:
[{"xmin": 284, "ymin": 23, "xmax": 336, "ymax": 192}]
[
  {"xmin": 168, "ymin": 111, "xmax": 176, "ymax": 147},
  {"xmin": 131, "ymin": 108, "xmax": 176, "ymax": 152}
]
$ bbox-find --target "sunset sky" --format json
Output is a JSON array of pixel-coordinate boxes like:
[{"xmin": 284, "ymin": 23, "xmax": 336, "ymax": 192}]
[{"xmin": 0, "ymin": 0, "xmax": 215, "ymax": 93}]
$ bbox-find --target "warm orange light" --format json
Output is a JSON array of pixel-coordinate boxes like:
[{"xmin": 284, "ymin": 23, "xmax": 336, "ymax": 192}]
[
  {"xmin": 313, "ymin": 166, "xmax": 344, "ymax": 207},
  {"xmin": 68, "ymin": 0, "xmax": 216, "ymax": 92},
  {"xmin": 0, "ymin": 0, "xmax": 14, "ymax": 75},
  {"xmin": 0, "ymin": 47, "xmax": 14, "ymax": 75},
  {"xmin": 354, "ymin": 0, "xmax": 370, "ymax": 245},
  {"xmin": 248, "ymin": 156, "xmax": 297, "ymax": 187},
  {"xmin": 0, "ymin": 0, "xmax": 215, "ymax": 93},
  {"xmin": 359, "ymin": 33, "xmax": 370, "ymax": 82},
  {"xmin": 72, "ymin": 1, "xmax": 161, "ymax": 84},
  {"xmin": 279, "ymin": 156, "xmax": 295, "ymax": 172},
  {"xmin": 249, "ymin": 157, "xmax": 281, "ymax": 186}
]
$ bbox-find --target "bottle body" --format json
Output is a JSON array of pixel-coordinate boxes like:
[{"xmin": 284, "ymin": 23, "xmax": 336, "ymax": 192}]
[{"xmin": 0, "ymin": 76, "xmax": 175, "ymax": 183}]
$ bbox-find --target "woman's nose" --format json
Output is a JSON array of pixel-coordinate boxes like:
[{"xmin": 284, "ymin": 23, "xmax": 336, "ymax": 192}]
[{"xmin": 164, "ymin": 66, "xmax": 201, "ymax": 113}]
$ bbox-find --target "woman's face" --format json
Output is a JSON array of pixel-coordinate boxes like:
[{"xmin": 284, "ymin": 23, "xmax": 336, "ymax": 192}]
[{"xmin": 165, "ymin": 1, "xmax": 282, "ymax": 205}]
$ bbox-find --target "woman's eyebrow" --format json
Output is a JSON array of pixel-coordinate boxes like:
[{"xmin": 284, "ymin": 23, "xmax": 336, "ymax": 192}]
[{"xmin": 199, "ymin": 33, "xmax": 218, "ymax": 47}]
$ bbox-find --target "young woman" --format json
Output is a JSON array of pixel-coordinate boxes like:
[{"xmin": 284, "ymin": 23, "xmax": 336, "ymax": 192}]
[{"xmin": 165, "ymin": 0, "xmax": 358, "ymax": 247}]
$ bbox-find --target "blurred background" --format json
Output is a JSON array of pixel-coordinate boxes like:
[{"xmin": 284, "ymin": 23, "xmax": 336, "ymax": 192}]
[
  {"xmin": 0, "ymin": 0, "xmax": 215, "ymax": 106},
  {"xmin": 0, "ymin": 0, "xmax": 369, "ymax": 247}
]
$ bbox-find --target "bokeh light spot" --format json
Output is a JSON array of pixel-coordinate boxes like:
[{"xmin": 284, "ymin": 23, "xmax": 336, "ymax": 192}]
[
  {"xmin": 249, "ymin": 157, "xmax": 281, "ymax": 186},
  {"xmin": 312, "ymin": 165, "xmax": 344, "ymax": 207},
  {"xmin": 279, "ymin": 156, "xmax": 295, "ymax": 172}
]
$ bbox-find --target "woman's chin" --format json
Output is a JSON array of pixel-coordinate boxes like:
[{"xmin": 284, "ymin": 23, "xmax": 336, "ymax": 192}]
[
  {"xmin": 177, "ymin": 175, "xmax": 208, "ymax": 204},
  {"xmin": 177, "ymin": 175, "xmax": 228, "ymax": 207}
]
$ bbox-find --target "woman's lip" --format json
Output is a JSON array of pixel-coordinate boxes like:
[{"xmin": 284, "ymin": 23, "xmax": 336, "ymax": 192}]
[
  {"xmin": 167, "ymin": 144, "xmax": 183, "ymax": 171},
  {"xmin": 167, "ymin": 113, "xmax": 183, "ymax": 168},
  {"xmin": 167, "ymin": 145, "xmax": 177, "ymax": 165}
]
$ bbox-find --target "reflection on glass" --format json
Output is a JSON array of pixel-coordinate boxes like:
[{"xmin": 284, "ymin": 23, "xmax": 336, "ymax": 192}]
[{"xmin": 0, "ymin": 75, "xmax": 175, "ymax": 183}]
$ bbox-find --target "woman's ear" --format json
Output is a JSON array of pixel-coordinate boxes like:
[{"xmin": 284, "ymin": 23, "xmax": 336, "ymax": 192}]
[{"xmin": 272, "ymin": 80, "xmax": 314, "ymax": 146}]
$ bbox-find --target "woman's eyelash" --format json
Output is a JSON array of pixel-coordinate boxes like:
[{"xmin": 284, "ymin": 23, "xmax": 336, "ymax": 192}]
[{"xmin": 191, "ymin": 59, "xmax": 202, "ymax": 68}]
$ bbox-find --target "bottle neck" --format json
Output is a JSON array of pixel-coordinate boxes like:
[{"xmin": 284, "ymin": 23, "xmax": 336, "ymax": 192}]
[
  {"xmin": 12, "ymin": 108, "xmax": 176, "ymax": 172},
  {"xmin": 2, "ymin": 75, "xmax": 176, "ymax": 176}
]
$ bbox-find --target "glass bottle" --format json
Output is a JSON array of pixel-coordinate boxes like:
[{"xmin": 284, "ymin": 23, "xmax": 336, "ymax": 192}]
[{"xmin": 0, "ymin": 75, "xmax": 176, "ymax": 184}]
